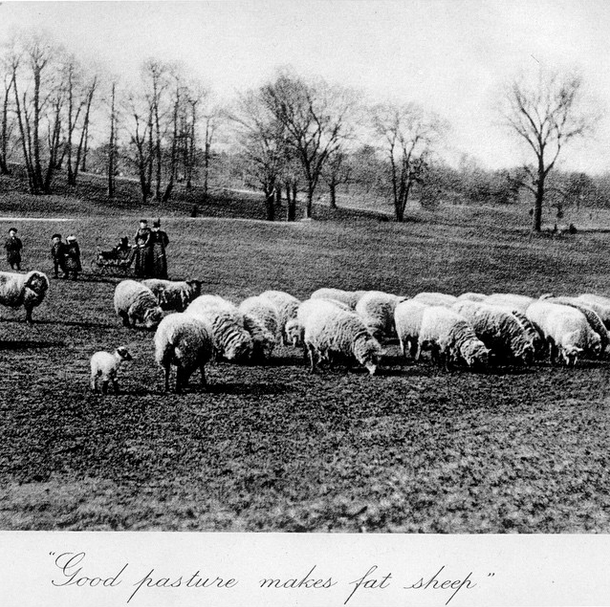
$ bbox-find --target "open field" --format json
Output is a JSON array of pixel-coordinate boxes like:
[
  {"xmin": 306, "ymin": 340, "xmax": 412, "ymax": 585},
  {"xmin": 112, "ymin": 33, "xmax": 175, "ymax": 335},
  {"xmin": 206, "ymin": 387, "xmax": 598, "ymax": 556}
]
[{"xmin": 0, "ymin": 186, "xmax": 610, "ymax": 532}]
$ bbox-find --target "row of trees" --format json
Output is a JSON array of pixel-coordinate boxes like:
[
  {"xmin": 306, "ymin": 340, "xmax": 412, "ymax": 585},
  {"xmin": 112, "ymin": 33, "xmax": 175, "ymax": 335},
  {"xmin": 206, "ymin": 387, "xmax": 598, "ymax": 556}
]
[{"xmin": 0, "ymin": 31, "xmax": 600, "ymax": 231}]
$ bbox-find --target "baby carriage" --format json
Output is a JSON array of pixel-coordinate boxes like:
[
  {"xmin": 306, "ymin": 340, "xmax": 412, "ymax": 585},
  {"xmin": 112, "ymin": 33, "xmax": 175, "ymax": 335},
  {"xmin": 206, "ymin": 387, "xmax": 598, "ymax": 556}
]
[{"xmin": 90, "ymin": 236, "xmax": 134, "ymax": 276}]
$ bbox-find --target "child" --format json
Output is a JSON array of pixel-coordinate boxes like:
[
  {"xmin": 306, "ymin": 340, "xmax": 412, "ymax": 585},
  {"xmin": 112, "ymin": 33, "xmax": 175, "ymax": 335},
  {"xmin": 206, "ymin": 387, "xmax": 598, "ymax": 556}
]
[
  {"xmin": 51, "ymin": 233, "xmax": 67, "ymax": 279},
  {"xmin": 64, "ymin": 235, "xmax": 82, "ymax": 280},
  {"xmin": 4, "ymin": 227, "xmax": 23, "ymax": 271}
]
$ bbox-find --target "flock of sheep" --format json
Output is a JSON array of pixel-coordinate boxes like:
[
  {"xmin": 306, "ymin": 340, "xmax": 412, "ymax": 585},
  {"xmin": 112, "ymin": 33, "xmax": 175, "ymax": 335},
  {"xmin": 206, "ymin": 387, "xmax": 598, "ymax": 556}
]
[
  {"xmin": 0, "ymin": 266, "xmax": 607, "ymax": 394},
  {"xmin": 100, "ymin": 278, "xmax": 610, "ymax": 393}
]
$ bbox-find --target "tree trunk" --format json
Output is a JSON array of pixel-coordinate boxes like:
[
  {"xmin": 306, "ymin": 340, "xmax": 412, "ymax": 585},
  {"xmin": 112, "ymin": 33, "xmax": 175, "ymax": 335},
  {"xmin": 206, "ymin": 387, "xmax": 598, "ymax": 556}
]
[
  {"xmin": 265, "ymin": 187, "xmax": 275, "ymax": 221},
  {"xmin": 329, "ymin": 181, "xmax": 337, "ymax": 209},
  {"xmin": 305, "ymin": 184, "xmax": 314, "ymax": 219},
  {"xmin": 107, "ymin": 83, "xmax": 116, "ymax": 199},
  {"xmin": 533, "ymin": 174, "xmax": 544, "ymax": 232}
]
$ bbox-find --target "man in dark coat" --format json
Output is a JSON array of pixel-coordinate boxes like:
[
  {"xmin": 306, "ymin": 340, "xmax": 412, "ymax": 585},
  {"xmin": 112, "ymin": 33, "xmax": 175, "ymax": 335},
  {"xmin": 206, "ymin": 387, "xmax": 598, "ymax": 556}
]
[{"xmin": 4, "ymin": 228, "xmax": 23, "ymax": 271}]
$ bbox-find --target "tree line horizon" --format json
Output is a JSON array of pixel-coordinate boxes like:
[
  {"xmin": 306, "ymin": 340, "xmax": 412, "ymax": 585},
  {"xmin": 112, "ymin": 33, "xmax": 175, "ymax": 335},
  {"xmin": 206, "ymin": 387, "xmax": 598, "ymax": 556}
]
[{"xmin": 0, "ymin": 31, "xmax": 605, "ymax": 230}]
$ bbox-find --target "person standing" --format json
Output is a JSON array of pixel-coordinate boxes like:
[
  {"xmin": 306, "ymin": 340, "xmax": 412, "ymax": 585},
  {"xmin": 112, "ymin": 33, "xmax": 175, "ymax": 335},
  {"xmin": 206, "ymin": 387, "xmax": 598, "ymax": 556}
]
[
  {"xmin": 64, "ymin": 234, "xmax": 82, "ymax": 280},
  {"xmin": 133, "ymin": 219, "xmax": 152, "ymax": 277},
  {"xmin": 150, "ymin": 218, "xmax": 169, "ymax": 279},
  {"xmin": 4, "ymin": 227, "xmax": 23, "ymax": 271},
  {"xmin": 51, "ymin": 233, "xmax": 68, "ymax": 279}
]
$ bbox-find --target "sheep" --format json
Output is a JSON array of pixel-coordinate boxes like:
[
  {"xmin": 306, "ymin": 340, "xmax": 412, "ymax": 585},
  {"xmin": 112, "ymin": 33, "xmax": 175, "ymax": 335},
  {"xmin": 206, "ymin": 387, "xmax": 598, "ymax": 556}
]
[
  {"xmin": 0, "ymin": 270, "xmax": 49, "ymax": 323},
  {"xmin": 141, "ymin": 278, "xmax": 202, "ymax": 312},
  {"xmin": 302, "ymin": 299, "xmax": 383, "ymax": 375},
  {"xmin": 90, "ymin": 346, "xmax": 132, "ymax": 393},
  {"xmin": 417, "ymin": 306, "xmax": 490, "ymax": 369},
  {"xmin": 310, "ymin": 287, "xmax": 367, "ymax": 309},
  {"xmin": 456, "ymin": 292, "xmax": 487, "ymax": 302},
  {"xmin": 526, "ymin": 301, "xmax": 602, "ymax": 366},
  {"xmin": 484, "ymin": 293, "xmax": 535, "ymax": 313},
  {"xmin": 453, "ymin": 302, "xmax": 535, "ymax": 365},
  {"xmin": 541, "ymin": 296, "xmax": 610, "ymax": 357},
  {"xmin": 413, "ymin": 292, "xmax": 458, "ymax": 307},
  {"xmin": 355, "ymin": 290, "xmax": 404, "ymax": 341},
  {"xmin": 576, "ymin": 294, "xmax": 610, "ymax": 329},
  {"xmin": 239, "ymin": 296, "xmax": 281, "ymax": 341},
  {"xmin": 285, "ymin": 298, "xmax": 351, "ymax": 347},
  {"xmin": 154, "ymin": 313, "xmax": 214, "ymax": 393},
  {"xmin": 114, "ymin": 280, "xmax": 164, "ymax": 329},
  {"xmin": 259, "ymin": 290, "xmax": 301, "ymax": 344},
  {"xmin": 394, "ymin": 299, "xmax": 429, "ymax": 359},
  {"xmin": 186, "ymin": 294, "xmax": 253, "ymax": 362}
]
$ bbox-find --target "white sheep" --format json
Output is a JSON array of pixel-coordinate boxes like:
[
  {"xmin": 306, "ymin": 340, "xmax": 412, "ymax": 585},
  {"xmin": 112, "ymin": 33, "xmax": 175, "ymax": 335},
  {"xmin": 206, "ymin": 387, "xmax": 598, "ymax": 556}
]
[
  {"xmin": 526, "ymin": 301, "xmax": 601, "ymax": 366},
  {"xmin": 142, "ymin": 278, "xmax": 202, "ymax": 311},
  {"xmin": 485, "ymin": 293, "xmax": 535, "ymax": 313},
  {"xmin": 394, "ymin": 299, "xmax": 429, "ymax": 359},
  {"xmin": 413, "ymin": 292, "xmax": 458, "ymax": 307},
  {"xmin": 310, "ymin": 287, "xmax": 367, "ymax": 309},
  {"xmin": 285, "ymin": 298, "xmax": 351, "ymax": 347},
  {"xmin": 114, "ymin": 280, "xmax": 164, "ymax": 329},
  {"xmin": 0, "ymin": 270, "xmax": 49, "ymax": 323},
  {"xmin": 239, "ymin": 296, "xmax": 281, "ymax": 341},
  {"xmin": 456, "ymin": 292, "xmax": 487, "ymax": 302},
  {"xmin": 186, "ymin": 294, "xmax": 253, "ymax": 362},
  {"xmin": 454, "ymin": 302, "xmax": 535, "ymax": 365},
  {"xmin": 259, "ymin": 290, "xmax": 301, "ymax": 344},
  {"xmin": 302, "ymin": 299, "xmax": 383, "ymax": 375},
  {"xmin": 542, "ymin": 296, "xmax": 610, "ymax": 357},
  {"xmin": 90, "ymin": 346, "xmax": 133, "ymax": 393},
  {"xmin": 576, "ymin": 294, "xmax": 610, "ymax": 329},
  {"xmin": 355, "ymin": 290, "xmax": 404, "ymax": 341},
  {"xmin": 417, "ymin": 306, "xmax": 490, "ymax": 369},
  {"xmin": 154, "ymin": 312, "xmax": 214, "ymax": 393}
]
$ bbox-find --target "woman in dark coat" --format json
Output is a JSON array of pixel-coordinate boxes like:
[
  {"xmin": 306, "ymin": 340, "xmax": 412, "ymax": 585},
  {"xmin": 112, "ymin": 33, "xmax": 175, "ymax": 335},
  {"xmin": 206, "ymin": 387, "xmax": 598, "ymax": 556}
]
[
  {"xmin": 133, "ymin": 219, "xmax": 152, "ymax": 277},
  {"xmin": 150, "ymin": 219, "xmax": 169, "ymax": 279},
  {"xmin": 4, "ymin": 228, "xmax": 23, "ymax": 271}
]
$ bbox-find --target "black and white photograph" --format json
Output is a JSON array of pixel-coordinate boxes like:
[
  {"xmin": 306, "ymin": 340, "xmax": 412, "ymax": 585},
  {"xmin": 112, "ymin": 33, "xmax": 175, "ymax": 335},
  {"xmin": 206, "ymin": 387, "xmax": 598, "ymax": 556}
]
[{"xmin": 1, "ymin": 1, "xmax": 610, "ymax": 605}]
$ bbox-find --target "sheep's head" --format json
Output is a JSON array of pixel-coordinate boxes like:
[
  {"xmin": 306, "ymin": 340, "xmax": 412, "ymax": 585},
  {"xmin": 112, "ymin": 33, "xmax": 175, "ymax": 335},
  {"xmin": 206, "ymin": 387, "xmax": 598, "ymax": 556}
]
[
  {"xmin": 25, "ymin": 271, "xmax": 49, "ymax": 296},
  {"xmin": 187, "ymin": 280, "xmax": 203, "ymax": 299},
  {"xmin": 284, "ymin": 319, "xmax": 303, "ymax": 346},
  {"xmin": 116, "ymin": 346, "xmax": 133, "ymax": 362},
  {"xmin": 224, "ymin": 334, "xmax": 253, "ymax": 362},
  {"xmin": 462, "ymin": 339, "xmax": 490, "ymax": 368},
  {"xmin": 519, "ymin": 343, "xmax": 535, "ymax": 366},
  {"xmin": 144, "ymin": 307, "xmax": 164, "ymax": 329},
  {"xmin": 589, "ymin": 332, "xmax": 602, "ymax": 357},
  {"xmin": 355, "ymin": 335, "xmax": 383, "ymax": 376},
  {"xmin": 561, "ymin": 344, "xmax": 583, "ymax": 366}
]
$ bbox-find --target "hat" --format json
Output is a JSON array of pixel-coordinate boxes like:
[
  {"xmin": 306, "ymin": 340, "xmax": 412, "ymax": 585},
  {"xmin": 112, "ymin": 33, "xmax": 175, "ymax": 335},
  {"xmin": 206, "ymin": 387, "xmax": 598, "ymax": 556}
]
[
  {"xmin": 52, "ymin": 233, "xmax": 62, "ymax": 240},
  {"xmin": 67, "ymin": 235, "xmax": 76, "ymax": 242},
  {"xmin": 153, "ymin": 218, "xmax": 161, "ymax": 228},
  {"xmin": 8, "ymin": 227, "xmax": 17, "ymax": 233},
  {"xmin": 139, "ymin": 219, "xmax": 148, "ymax": 224}
]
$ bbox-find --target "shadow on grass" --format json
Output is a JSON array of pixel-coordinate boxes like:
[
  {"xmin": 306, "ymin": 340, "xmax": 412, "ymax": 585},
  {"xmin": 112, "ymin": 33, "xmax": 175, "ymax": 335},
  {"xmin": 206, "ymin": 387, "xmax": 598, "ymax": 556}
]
[
  {"xmin": 34, "ymin": 319, "xmax": 117, "ymax": 329},
  {"xmin": 0, "ymin": 339, "xmax": 65, "ymax": 350}
]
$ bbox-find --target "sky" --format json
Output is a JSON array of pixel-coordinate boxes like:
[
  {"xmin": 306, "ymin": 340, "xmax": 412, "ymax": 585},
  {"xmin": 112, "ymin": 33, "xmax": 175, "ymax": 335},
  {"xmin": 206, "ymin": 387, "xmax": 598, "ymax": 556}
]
[{"xmin": 1, "ymin": 0, "xmax": 610, "ymax": 173}]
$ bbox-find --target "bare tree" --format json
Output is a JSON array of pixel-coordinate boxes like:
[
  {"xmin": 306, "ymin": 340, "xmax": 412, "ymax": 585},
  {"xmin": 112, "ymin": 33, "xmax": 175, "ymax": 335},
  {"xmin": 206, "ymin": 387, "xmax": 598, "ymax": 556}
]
[
  {"xmin": 262, "ymin": 71, "xmax": 355, "ymax": 219},
  {"xmin": 370, "ymin": 101, "xmax": 445, "ymax": 222},
  {"xmin": 107, "ymin": 80, "xmax": 118, "ymax": 198},
  {"xmin": 321, "ymin": 149, "xmax": 351, "ymax": 209},
  {"xmin": 0, "ymin": 57, "xmax": 14, "ymax": 175},
  {"xmin": 502, "ymin": 68, "xmax": 598, "ymax": 231}
]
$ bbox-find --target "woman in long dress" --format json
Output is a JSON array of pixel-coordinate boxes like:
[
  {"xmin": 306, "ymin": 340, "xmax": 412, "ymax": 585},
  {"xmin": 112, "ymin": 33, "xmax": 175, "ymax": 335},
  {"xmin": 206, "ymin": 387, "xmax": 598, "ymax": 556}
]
[
  {"xmin": 150, "ymin": 218, "xmax": 169, "ymax": 279},
  {"xmin": 133, "ymin": 219, "xmax": 152, "ymax": 277}
]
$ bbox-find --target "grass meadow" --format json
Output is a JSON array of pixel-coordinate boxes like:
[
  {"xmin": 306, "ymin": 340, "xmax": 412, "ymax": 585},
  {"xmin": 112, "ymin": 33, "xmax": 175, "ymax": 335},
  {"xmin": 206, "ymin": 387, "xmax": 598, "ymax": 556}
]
[{"xmin": 1, "ymin": 181, "xmax": 610, "ymax": 532}]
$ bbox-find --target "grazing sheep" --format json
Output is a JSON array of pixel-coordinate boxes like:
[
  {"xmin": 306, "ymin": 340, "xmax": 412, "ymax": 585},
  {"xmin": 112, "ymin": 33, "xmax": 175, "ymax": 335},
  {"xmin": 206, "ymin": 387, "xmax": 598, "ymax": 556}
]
[
  {"xmin": 417, "ymin": 306, "xmax": 490, "ymax": 369},
  {"xmin": 413, "ymin": 292, "xmax": 458, "ymax": 307},
  {"xmin": 154, "ymin": 313, "xmax": 214, "ymax": 393},
  {"xmin": 242, "ymin": 312, "xmax": 276, "ymax": 361},
  {"xmin": 576, "ymin": 294, "xmax": 610, "ymax": 329},
  {"xmin": 394, "ymin": 299, "xmax": 429, "ymax": 359},
  {"xmin": 526, "ymin": 301, "xmax": 601, "ymax": 366},
  {"xmin": 142, "ymin": 278, "xmax": 202, "ymax": 311},
  {"xmin": 90, "ymin": 346, "xmax": 132, "ymax": 393},
  {"xmin": 0, "ymin": 270, "xmax": 49, "ymax": 323},
  {"xmin": 355, "ymin": 290, "xmax": 404, "ymax": 341},
  {"xmin": 186, "ymin": 295, "xmax": 253, "ymax": 362},
  {"xmin": 302, "ymin": 299, "xmax": 383, "ymax": 375},
  {"xmin": 454, "ymin": 302, "xmax": 535, "ymax": 365},
  {"xmin": 542, "ymin": 296, "xmax": 610, "ymax": 357},
  {"xmin": 456, "ymin": 292, "xmax": 487, "ymax": 302},
  {"xmin": 310, "ymin": 287, "xmax": 367, "ymax": 309},
  {"xmin": 286, "ymin": 298, "xmax": 351, "ymax": 347},
  {"xmin": 239, "ymin": 296, "xmax": 281, "ymax": 341},
  {"xmin": 485, "ymin": 293, "xmax": 535, "ymax": 313},
  {"xmin": 259, "ymin": 290, "xmax": 301, "ymax": 344},
  {"xmin": 114, "ymin": 280, "xmax": 164, "ymax": 329}
]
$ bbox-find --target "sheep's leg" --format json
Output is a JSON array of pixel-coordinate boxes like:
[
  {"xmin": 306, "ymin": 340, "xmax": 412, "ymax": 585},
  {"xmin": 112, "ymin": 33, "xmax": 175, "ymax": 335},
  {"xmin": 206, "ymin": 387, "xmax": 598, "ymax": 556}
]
[
  {"xmin": 306, "ymin": 344, "xmax": 318, "ymax": 374},
  {"xmin": 112, "ymin": 379, "xmax": 120, "ymax": 394},
  {"xmin": 164, "ymin": 365, "xmax": 171, "ymax": 393},
  {"xmin": 25, "ymin": 306, "xmax": 33, "ymax": 324},
  {"xmin": 175, "ymin": 367, "xmax": 184, "ymax": 393},
  {"xmin": 200, "ymin": 364, "xmax": 207, "ymax": 389},
  {"xmin": 90, "ymin": 374, "xmax": 97, "ymax": 391},
  {"xmin": 119, "ymin": 312, "xmax": 130, "ymax": 327},
  {"xmin": 101, "ymin": 380, "xmax": 109, "ymax": 394},
  {"xmin": 414, "ymin": 342, "xmax": 422, "ymax": 362}
]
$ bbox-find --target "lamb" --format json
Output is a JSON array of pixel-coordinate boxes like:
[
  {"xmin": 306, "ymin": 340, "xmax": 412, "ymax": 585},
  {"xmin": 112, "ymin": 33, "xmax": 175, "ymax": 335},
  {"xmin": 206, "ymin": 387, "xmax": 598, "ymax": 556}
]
[
  {"xmin": 541, "ymin": 296, "xmax": 610, "ymax": 357},
  {"xmin": 141, "ymin": 278, "xmax": 202, "ymax": 312},
  {"xmin": 302, "ymin": 299, "xmax": 383, "ymax": 375},
  {"xmin": 310, "ymin": 287, "xmax": 367, "ymax": 309},
  {"xmin": 454, "ymin": 302, "xmax": 535, "ymax": 365},
  {"xmin": 413, "ymin": 292, "xmax": 458, "ymax": 307},
  {"xmin": 456, "ymin": 292, "xmax": 487, "ymax": 302},
  {"xmin": 114, "ymin": 280, "xmax": 164, "ymax": 329},
  {"xmin": 90, "ymin": 346, "xmax": 133, "ymax": 393},
  {"xmin": 154, "ymin": 313, "xmax": 214, "ymax": 393},
  {"xmin": 484, "ymin": 293, "xmax": 535, "ymax": 313},
  {"xmin": 417, "ymin": 306, "xmax": 490, "ymax": 369},
  {"xmin": 259, "ymin": 290, "xmax": 301, "ymax": 344},
  {"xmin": 355, "ymin": 290, "xmax": 404, "ymax": 340},
  {"xmin": 185, "ymin": 294, "xmax": 253, "ymax": 362},
  {"xmin": 394, "ymin": 299, "xmax": 429, "ymax": 359},
  {"xmin": 526, "ymin": 301, "xmax": 602, "ymax": 366},
  {"xmin": 0, "ymin": 270, "xmax": 49, "ymax": 323}
]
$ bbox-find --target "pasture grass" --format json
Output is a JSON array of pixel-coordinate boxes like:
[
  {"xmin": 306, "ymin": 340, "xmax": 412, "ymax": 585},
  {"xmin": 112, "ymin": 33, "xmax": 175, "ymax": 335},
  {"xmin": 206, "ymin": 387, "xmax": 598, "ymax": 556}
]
[{"xmin": 0, "ymin": 184, "xmax": 610, "ymax": 532}]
